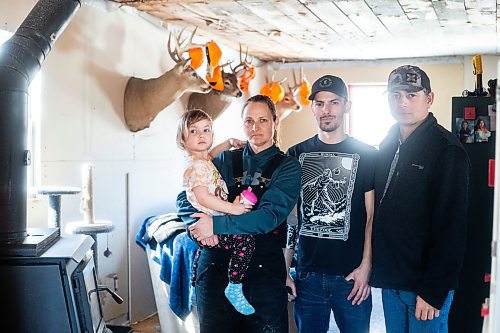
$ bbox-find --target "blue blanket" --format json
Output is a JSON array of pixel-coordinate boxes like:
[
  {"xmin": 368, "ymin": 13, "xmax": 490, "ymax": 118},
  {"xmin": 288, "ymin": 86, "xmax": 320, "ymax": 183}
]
[{"xmin": 136, "ymin": 214, "xmax": 199, "ymax": 320}]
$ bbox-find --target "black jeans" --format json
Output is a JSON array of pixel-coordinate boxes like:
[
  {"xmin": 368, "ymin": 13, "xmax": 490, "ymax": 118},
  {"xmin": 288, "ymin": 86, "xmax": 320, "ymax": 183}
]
[{"xmin": 195, "ymin": 249, "xmax": 288, "ymax": 333}]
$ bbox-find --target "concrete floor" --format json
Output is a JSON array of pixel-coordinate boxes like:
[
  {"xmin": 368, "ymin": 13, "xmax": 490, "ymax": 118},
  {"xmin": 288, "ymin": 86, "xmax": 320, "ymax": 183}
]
[
  {"xmin": 129, "ymin": 288, "xmax": 385, "ymax": 333},
  {"xmin": 130, "ymin": 314, "xmax": 161, "ymax": 333}
]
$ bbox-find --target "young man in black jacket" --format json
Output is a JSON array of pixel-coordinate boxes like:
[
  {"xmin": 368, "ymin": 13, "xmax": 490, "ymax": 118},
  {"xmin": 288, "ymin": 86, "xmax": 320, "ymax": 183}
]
[{"xmin": 371, "ymin": 65, "xmax": 470, "ymax": 333}]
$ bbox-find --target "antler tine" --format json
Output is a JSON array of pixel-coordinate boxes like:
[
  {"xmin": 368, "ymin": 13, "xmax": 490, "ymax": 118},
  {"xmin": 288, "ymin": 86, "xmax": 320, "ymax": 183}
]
[
  {"xmin": 237, "ymin": 43, "xmax": 249, "ymax": 62},
  {"xmin": 244, "ymin": 45, "xmax": 250, "ymax": 64},
  {"xmin": 232, "ymin": 44, "xmax": 248, "ymax": 74},
  {"xmin": 172, "ymin": 27, "xmax": 204, "ymax": 62},
  {"xmin": 232, "ymin": 60, "xmax": 245, "ymax": 74},
  {"xmin": 220, "ymin": 60, "xmax": 233, "ymax": 71},
  {"xmin": 174, "ymin": 26, "xmax": 188, "ymax": 52},
  {"xmin": 167, "ymin": 31, "xmax": 182, "ymax": 63},
  {"xmin": 291, "ymin": 69, "xmax": 301, "ymax": 93},
  {"xmin": 180, "ymin": 27, "xmax": 198, "ymax": 51}
]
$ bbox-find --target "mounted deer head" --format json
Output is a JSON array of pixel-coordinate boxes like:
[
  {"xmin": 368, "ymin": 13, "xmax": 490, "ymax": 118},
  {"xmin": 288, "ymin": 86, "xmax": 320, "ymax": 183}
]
[
  {"xmin": 187, "ymin": 50, "xmax": 246, "ymax": 120},
  {"xmin": 232, "ymin": 44, "xmax": 255, "ymax": 92},
  {"xmin": 275, "ymin": 69, "xmax": 302, "ymax": 122},
  {"xmin": 123, "ymin": 28, "xmax": 211, "ymax": 132},
  {"xmin": 260, "ymin": 72, "xmax": 286, "ymax": 103}
]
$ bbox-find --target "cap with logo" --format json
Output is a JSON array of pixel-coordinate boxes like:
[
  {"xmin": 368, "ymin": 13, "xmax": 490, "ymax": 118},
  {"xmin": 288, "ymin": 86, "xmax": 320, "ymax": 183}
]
[
  {"xmin": 387, "ymin": 65, "xmax": 431, "ymax": 93},
  {"xmin": 308, "ymin": 75, "xmax": 348, "ymax": 100}
]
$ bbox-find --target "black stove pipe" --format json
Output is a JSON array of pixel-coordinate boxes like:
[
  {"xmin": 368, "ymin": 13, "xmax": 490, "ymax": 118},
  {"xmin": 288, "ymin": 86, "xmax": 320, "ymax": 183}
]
[{"xmin": 0, "ymin": 0, "xmax": 81, "ymax": 242}]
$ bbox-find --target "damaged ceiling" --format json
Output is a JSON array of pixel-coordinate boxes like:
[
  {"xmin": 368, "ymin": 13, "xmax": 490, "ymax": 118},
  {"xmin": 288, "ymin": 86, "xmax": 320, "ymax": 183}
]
[{"xmin": 112, "ymin": 0, "xmax": 500, "ymax": 63}]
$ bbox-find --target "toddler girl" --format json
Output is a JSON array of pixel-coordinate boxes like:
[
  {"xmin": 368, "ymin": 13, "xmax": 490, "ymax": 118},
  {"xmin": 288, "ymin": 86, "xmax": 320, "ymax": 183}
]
[{"xmin": 176, "ymin": 109, "xmax": 257, "ymax": 315}]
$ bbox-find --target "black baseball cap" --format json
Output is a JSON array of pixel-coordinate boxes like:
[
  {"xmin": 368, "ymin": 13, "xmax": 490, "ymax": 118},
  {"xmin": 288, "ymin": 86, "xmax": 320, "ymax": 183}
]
[
  {"xmin": 308, "ymin": 75, "xmax": 348, "ymax": 100},
  {"xmin": 387, "ymin": 65, "xmax": 431, "ymax": 93}
]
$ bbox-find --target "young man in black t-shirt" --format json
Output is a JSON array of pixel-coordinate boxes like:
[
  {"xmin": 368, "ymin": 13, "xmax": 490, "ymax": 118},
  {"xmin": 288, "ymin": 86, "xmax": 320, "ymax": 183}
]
[{"xmin": 285, "ymin": 75, "xmax": 376, "ymax": 333}]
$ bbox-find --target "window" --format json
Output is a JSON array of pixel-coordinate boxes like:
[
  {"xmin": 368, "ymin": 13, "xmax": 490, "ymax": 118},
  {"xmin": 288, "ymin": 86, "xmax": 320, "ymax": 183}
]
[
  {"xmin": 0, "ymin": 30, "xmax": 41, "ymax": 197},
  {"xmin": 348, "ymin": 84, "xmax": 395, "ymax": 148}
]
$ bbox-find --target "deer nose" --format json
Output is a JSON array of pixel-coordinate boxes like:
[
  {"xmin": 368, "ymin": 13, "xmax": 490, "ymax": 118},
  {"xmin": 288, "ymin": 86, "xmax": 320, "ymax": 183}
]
[{"xmin": 236, "ymin": 91, "xmax": 242, "ymax": 97}]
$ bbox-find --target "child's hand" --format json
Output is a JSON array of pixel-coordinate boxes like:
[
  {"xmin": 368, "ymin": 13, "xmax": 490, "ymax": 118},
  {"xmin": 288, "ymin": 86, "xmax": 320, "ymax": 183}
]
[
  {"xmin": 229, "ymin": 138, "xmax": 247, "ymax": 149},
  {"xmin": 230, "ymin": 202, "xmax": 252, "ymax": 215}
]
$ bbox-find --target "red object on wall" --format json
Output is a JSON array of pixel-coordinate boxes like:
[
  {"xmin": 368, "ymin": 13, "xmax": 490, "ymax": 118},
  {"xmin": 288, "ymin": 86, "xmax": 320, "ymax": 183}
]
[
  {"xmin": 464, "ymin": 107, "xmax": 476, "ymax": 120},
  {"xmin": 481, "ymin": 303, "xmax": 490, "ymax": 317},
  {"xmin": 484, "ymin": 273, "xmax": 491, "ymax": 282},
  {"xmin": 488, "ymin": 159, "xmax": 495, "ymax": 187}
]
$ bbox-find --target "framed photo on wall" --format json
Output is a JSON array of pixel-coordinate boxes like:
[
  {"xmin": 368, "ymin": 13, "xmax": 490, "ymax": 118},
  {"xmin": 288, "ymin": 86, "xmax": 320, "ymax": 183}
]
[
  {"xmin": 474, "ymin": 116, "xmax": 492, "ymax": 143},
  {"xmin": 455, "ymin": 118, "xmax": 474, "ymax": 144}
]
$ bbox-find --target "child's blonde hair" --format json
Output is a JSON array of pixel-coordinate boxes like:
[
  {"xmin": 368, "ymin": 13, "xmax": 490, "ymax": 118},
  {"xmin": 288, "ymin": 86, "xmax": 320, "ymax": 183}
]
[{"xmin": 176, "ymin": 109, "xmax": 213, "ymax": 150}]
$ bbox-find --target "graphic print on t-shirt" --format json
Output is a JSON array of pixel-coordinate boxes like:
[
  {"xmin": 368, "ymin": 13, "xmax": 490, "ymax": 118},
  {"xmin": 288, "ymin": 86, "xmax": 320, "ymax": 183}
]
[
  {"xmin": 242, "ymin": 170, "xmax": 262, "ymax": 186},
  {"xmin": 298, "ymin": 152, "xmax": 359, "ymax": 241}
]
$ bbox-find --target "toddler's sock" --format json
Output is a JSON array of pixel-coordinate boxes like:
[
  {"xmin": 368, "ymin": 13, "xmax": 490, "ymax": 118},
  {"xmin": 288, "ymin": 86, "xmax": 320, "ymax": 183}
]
[{"xmin": 224, "ymin": 283, "xmax": 255, "ymax": 315}]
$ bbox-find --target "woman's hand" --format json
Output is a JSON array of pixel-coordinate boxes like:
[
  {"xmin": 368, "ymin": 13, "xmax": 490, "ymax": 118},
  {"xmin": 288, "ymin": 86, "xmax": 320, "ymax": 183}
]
[
  {"xmin": 189, "ymin": 213, "xmax": 215, "ymax": 242},
  {"xmin": 201, "ymin": 235, "xmax": 219, "ymax": 247},
  {"xmin": 229, "ymin": 138, "xmax": 247, "ymax": 149}
]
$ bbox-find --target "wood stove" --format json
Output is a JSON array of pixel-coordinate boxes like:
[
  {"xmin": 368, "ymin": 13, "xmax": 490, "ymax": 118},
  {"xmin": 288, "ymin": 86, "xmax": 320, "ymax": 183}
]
[
  {"xmin": 0, "ymin": 2, "xmax": 127, "ymax": 332},
  {"xmin": 0, "ymin": 234, "xmax": 107, "ymax": 333}
]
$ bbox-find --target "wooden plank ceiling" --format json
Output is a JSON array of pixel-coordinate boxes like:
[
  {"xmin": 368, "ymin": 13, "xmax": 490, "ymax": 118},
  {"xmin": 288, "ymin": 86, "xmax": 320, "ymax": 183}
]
[{"xmin": 112, "ymin": 0, "xmax": 500, "ymax": 62}]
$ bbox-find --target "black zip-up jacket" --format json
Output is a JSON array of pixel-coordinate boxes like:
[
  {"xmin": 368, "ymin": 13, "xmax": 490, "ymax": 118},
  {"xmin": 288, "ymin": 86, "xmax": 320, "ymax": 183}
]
[{"xmin": 371, "ymin": 113, "xmax": 470, "ymax": 309}]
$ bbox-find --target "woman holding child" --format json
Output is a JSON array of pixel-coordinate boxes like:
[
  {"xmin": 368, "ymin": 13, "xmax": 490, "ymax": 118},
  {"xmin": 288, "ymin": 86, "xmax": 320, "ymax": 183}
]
[{"xmin": 176, "ymin": 94, "xmax": 301, "ymax": 333}]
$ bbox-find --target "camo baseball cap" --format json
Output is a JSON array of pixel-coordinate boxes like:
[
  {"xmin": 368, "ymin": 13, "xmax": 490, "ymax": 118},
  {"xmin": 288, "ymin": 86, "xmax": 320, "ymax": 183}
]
[
  {"xmin": 387, "ymin": 65, "xmax": 431, "ymax": 93},
  {"xmin": 308, "ymin": 75, "xmax": 348, "ymax": 100}
]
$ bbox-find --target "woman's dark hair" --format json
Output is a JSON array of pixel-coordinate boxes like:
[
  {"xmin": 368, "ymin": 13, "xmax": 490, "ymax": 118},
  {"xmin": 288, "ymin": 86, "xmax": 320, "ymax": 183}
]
[
  {"xmin": 475, "ymin": 118, "xmax": 485, "ymax": 131},
  {"xmin": 176, "ymin": 109, "xmax": 212, "ymax": 150},
  {"xmin": 241, "ymin": 94, "xmax": 279, "ymax": 145}
]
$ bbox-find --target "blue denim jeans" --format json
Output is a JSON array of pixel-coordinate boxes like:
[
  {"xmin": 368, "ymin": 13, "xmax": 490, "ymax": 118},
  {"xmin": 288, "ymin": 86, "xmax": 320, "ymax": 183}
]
[
  {"xmin": 294, "ymin": 271, "xmax": 372, "ymax": 333},
  {"xmin": 381, "ymin": 289, "xmax": 454, "ymax": 333}
]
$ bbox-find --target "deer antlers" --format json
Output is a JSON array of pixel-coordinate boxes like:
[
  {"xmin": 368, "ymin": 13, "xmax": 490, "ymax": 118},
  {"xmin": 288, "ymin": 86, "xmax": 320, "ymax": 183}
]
[
  {"xmin": 123, "ymin": 28, "xmax": 211, "ymax": 132},
  {"xmin": 289, "ymin": 68, "xmax": 302, "ymax": 95},
  {"xmin": 232, "ymin": 44, "xmax": 251, "ymax": 74},
  {"xmin": 231, "ymin": 44, "xmax": 255, "ymax": 92},
  {"xmin": 167, "ymin": 27, "xmax": 204, "ymax": 64}
]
